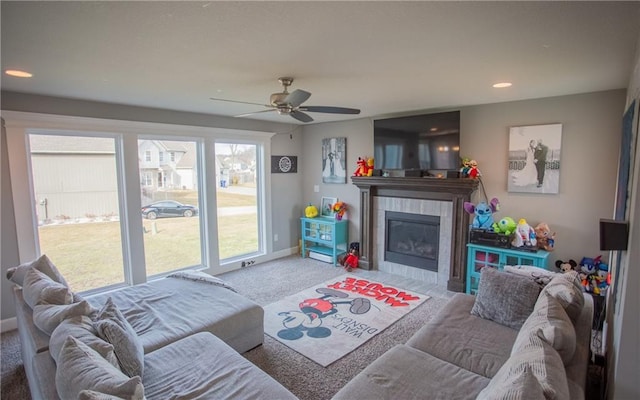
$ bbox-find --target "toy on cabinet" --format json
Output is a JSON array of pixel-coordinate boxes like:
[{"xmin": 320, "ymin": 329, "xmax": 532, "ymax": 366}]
[
  {"xmin": 460, "ymin": 158, "xmax": 472, "ymax": 178},
  {"xmin": 463, "ymin": 197, "xmax": 500, "ymax": 230},
  {"xmin": 492, "ymin": 217, "xmax": 517, "ymax": 236},
  {"xmin": 305, "ymin": 204, "xmax": 318, "ymax": 218},
  {"xmin": 512, "ymin": 218, "xmax": 537, "ymax": 248},
  {"xmin": 555, "ymin": 259, "xmax": 577, "ymax": 273},
  {"xmin": 534, "ymin": 222, "xmax": 556, "ymax": 251},
  {"xmin": 468, "ymin": 160, "xmax": 481, "ymax": 179}
]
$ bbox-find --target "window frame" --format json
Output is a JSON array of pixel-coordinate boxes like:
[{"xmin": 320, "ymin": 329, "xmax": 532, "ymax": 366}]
[{"xmin": 4, "ymin": 111, "xmax": 275, "ymax": 294}]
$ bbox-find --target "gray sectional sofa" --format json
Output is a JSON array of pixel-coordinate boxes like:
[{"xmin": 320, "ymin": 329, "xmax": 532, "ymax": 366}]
[
  {"xmin": 8, "ymin": 255, "xmax": 297, "ymax": 400},
  {"xmin": 333, "ymin": 269, "xmax": 594, "ymax": 400}
]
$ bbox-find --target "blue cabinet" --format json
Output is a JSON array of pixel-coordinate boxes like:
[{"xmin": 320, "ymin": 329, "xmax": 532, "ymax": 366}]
[
  {"xmin": 301, "ymin": 217, "xmax": 348, "ymax": 265},
  {"xmin": 466, "ymin": 244, "xmax": 550, "ymax": 294}
]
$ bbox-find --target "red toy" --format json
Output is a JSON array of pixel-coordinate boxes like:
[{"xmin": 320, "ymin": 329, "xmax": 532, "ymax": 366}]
[
  {"xmin": 468, "ymin": 160, "xmax": 481, "ymax": 179},
  {"xmin": 342, "ymin": 248, "xmax": 359, "ymax": 272}
]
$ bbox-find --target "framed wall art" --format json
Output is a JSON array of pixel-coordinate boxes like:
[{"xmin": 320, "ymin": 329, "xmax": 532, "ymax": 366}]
[
  {"xmin": 508, "ymin": 124, "xmax": 562, "ymax": 194},
  {"xmin": 321, "ymin": 196, "xmax": 337, "ymax": 217},
  {"xmin": 271, "ymin": 155, "xmax": 298, "ymax": 173},
  {"xmin": 322, "ymin": 137, "xmax": 347, "ymax": 184}
]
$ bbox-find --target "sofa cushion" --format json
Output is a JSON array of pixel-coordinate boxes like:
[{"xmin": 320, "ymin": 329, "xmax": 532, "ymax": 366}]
[
  {"xmin": 514, "ymin": 291, "xmax": 576, "ymax": 365},
  {"xmin": 332, "ymin": 344, "xmax": 491, "ymax": 400},
  {"xmin": 79, "ymin": 390, "xmax": 126, "ymax": 400},
  {"xmin": 476, "ymin": 364, "xmax": 545, "ymax": 400},
  {"xmin": 6, "ymin": 254, "xmax": 69, "ymax": 287},
  {"xmin": 493, "ymin": 328, "xmax": 571, "ymax": 399},
  {"xmin": 471, "ymin": 267, "xmax": 541, "ymax": 330},
  {"xmin": 406, "ymin": 293, "xmax": 519, "ymax": 378},
  {"xmin": 33, "ymin": 300, "xmax": 94, "ymax": 335},
  {"xmin": 143, "ymin": 332, "xmax": 297, "ymax": 400},
  {"xmin": 94, "ymin": 297, "xmax": 145, "ymax": 378},
  {"xmin": 50, "ymin": 315, "xmax": 120, "ymax": 368},
  {"xmin": 56, "ymin": 336, "xmax": 144, "ymax": 400},
  {"xmin": 540, "ymin": 271, "xmax": 584, "ymax": 323},
  {"xmin": 23, "ymin": 268, "xmax": 73, "ymax": 309}
]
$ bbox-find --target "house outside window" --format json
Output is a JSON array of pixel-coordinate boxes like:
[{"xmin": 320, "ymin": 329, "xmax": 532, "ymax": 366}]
[
  {"xmin": 145, "ymin": 150, "xmax": 151, "ymax": 162},
  {"xmin": 159, "ymin": 151, "xmax": 164, "ymax": 162},
  {"xmin": 170, "ymin": 151, "xmax": 176, "ymax": 162}
]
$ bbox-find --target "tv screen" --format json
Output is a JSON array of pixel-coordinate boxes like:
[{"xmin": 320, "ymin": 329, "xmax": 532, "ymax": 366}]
[{"xmin": 374, "ymin": 111, "xmax": 460, "ymax": 173}]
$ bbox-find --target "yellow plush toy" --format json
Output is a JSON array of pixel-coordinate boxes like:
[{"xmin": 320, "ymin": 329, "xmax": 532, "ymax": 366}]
[{"xmin": 305, "ymin": 203, "xmax": 318, "ymax": 218}]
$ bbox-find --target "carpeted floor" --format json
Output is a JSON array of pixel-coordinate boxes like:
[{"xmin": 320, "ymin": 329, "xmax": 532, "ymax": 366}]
[{"xmin": 1, "ymin": 255, "xmax": 450, "ymax": 400}]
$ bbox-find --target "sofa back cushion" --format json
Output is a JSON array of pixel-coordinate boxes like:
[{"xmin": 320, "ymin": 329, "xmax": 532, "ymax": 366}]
[
  {"xmin": 6, "ymin": 254, "xmax": 69, "ymax": 287},
  {"xmin": 56, "ymin": 336, "xmax": 144, "ymax": 400},
  {"xmin": 23, "ymin": 268, "xmax": 73, "ymax": 309},
  {"xmin": 540, "ymin": 271, "xmax": 584, "ymax": 323},
  {"xmin": 513, "ymin": 291, "xmax": 576, "ymax": 365},
  {"xmin": 33, "ymin": 300, "xmax": 94, "ymax": 335},
  {"xmin": 478, "ymin": 332, "xmax": 570, "ymax": 399},
  {"xmin": 50, "ymin": 316, "xmax": 120, "ymax": 368},
  {"xmin": 471, "ymin": 267, "xmax": 542, "ymax": 330}
]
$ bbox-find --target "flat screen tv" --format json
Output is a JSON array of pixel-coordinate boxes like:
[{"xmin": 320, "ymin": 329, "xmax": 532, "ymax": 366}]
[{"xmin": 373, "ymin": 111, "xmax": 460, "ymax": 174}]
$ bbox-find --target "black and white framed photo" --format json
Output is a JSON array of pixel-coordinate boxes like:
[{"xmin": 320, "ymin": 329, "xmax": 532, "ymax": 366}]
[
  {"xmin": 271, "ymin": 155, "xmax": 298, "ymax": 173},
  {"xmin": 508, "ymin": 124, "xmax": 562, "ymax": 194},
  {"xmin": 322, "ymin": 137, "xmax": 347, "ymax": 184}
]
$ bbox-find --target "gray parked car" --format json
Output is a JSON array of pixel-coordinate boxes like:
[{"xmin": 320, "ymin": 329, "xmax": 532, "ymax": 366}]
[{"xmin": 141, "ymin": 200, "xmax": 198, "ymax": 219}]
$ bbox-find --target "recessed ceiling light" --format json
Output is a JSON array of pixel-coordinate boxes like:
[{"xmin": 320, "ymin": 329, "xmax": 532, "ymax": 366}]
[
  {"xmin": 493, "ymin": 82, "xmax": 512, "ymax": 88},
  {"xmin": 5, "ymin": 69, "xmax": 33, "ymax": 78}
]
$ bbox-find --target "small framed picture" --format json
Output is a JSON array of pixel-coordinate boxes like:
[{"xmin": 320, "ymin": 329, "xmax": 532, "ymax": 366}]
[{"xmin": 321, "ymin": 196, "xmax": 337, "ymax": 217}]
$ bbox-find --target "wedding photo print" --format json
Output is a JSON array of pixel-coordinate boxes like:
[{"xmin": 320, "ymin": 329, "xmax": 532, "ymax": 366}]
[
  {"xmin": 508, "ymin": 124, "xmax": 562, "ymax": 194},
  {"xmin": 322, "ymin": 137, "xmax": 347, "ymax": 184}
]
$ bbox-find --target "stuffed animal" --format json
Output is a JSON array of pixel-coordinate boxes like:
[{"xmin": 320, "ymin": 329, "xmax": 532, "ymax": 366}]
[
  {"xmin": 580, "ymin": 255, "xmax": 602, "ymax": 276},
  {"xmin": 555, "ymin": 259, "xmax": 577, "ymax": 273},
  {"xmin": 365, "ymin": 157, "xmax": 374, "ymax": 176},
  {"xmin": 463, "ymin": 197, "xmax": 500, "ymax": 230},
  {"xmin": 341, "ymin": 248, "xmax": 359, "ymax": 272},
  {"xmin": 512, "ymin": 218, "xmax": 537, "ymax": 248},
  {"xmin": 534, "ymin": 222, "xmax": 556, "ymax": 251},
  {"xmin": 305, "ymin": 203, "xmax": 318, "ymax": 218},
  {"xmin": 353, "ymin": 157, "xmax": 367, "ymax": 176},
  {"xmin": 460, "ymin": 158, "xmax": 471, "ymax": 178},
  {"xmin": 468, "ymin": 160, "xmax": 481, "ymax": 179},
  {"xmin": 492, "ymin": 217, "xmax": 517, "ymax": 235}
]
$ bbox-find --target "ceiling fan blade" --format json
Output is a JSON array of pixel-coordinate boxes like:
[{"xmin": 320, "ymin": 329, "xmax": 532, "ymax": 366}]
[
  {"xmin": 290, "ymin": 110, "xmax": 314, "ymax": 123},
  {"xmin": 302, "ymin": 106, "xmax": 361, "ymax": 115},
  {"xmin": 285, "ymin": 89, "xmax": 312, "ymax": 107},
  {"xmin": 210, "ymin": 97, "xmax": 270, "ymax": 108},
  {"xmin": 235, "ymin": 109, "xmax": 277, "ymax": 118}
]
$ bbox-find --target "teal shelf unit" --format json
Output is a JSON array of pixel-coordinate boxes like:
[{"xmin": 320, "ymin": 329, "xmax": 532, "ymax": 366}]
[
  {"xmin": 466, "ymin": 243, "xmax": 550, "ymax": 295},
  {"xmin": 300, "ymin": 217, "xmax": 348, "ymax": 266}
]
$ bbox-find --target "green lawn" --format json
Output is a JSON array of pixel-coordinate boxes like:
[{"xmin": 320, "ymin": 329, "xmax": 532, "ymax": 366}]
[{"xmin": 39, "ymin": 189, "xmax": 259, "ymax": 292}]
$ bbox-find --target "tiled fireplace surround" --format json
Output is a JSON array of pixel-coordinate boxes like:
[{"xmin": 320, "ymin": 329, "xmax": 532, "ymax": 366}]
[{"xmin": 352, "ymin": 177, "xmax": 478, "ymax": 292}]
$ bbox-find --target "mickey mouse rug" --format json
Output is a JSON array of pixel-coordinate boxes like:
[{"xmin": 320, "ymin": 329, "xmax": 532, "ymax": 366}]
[{"xmin": 263, "ymin": 274, "xmax": 429, "ymax": 366}]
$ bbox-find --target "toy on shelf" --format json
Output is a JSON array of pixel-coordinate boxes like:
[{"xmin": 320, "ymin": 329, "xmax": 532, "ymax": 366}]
[
  {"xmin": 534, "ymin": 222, "xmax": 556, "ymax": 251},
  {"xmin": 511, "ymin": 218, "xmax": 537, "ymax": 248},
  {"xmin": 555, "ymin": 259, "xmax": 577, "ymax": 273},
  {"xmin": 578, "ymin": 255, "xmax": 610, "ymax": 295},
  {"xmin": 305, "ymin": 203, "xmax": 318, "ymax": 218},
  {"xmin": 492, "ymin": 217, "xmax": 517, "ymax": 236},
  {"xmin": 468, "ymin": 160, "xmax": 481, "ymax": 179},
  {"xmin": 353, "ymin": 157, "xmax": 374, "ymax": 177},
  {"xmin": 460, "ymin": 158, "xmax": 472, "ymax": 178},
  {"xmin": 463, "ymin": 198, "xmax": 500, "ymax": 230}
]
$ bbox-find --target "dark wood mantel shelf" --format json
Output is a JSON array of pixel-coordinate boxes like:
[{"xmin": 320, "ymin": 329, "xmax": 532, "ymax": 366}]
[{"xmin": 351, "ymin": 176, "xmax": 479, "ymax": 292}]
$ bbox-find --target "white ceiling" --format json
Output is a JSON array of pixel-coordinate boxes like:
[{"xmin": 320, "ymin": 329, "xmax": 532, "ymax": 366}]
[{"xmin": 2, "ymin": 1, "xmax": 639, "ymax": 125}]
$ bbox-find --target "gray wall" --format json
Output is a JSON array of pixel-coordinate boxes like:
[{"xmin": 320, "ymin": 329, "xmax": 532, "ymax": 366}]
[{"xmin": 300, "ymin": 90, "xmax": 626, "ymax": 266}]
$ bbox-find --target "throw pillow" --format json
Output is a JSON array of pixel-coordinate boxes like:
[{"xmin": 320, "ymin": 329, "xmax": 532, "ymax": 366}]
[
  {"xmin": 22, "ymin": 268, "xmax": 73, "ymax": 309},
  {"xmin": 513, "ymin": 291, "xmax": 576, "ymax": 365},
  {"xmin": 33, "ymin": 300, "xmax": 94, "ymax": 335},
  {"xmin": 94, "ymin": 297, "xmax": 144, "ymax": 378},
  {"xmin": 79, "ymin": 390, "xmax": 126, "ymax": 400},
  {"xmin": 476, "ymin": 364, "xmax": 545, "ymax": 400},
  {"xmin": 6, "ymin": 254, "xmax": 69, "ymax": 287},
  {"xmin": 540, "ymin": 271, "xmax": 585, "ymax": 323},
  {"xmin": 503, "ymin": 264, "xmax": 557, "ymax": 286},
  {"xmin": 471, "ymin": 267, "xmax": 542, "ymax": 330},
  {"xmin": 56, "ymin": 336, "xmax": 144, "ymax": 400},
  {"xmin": 50, "ymin": 316, "xmax": 120, "ymax": 368}
]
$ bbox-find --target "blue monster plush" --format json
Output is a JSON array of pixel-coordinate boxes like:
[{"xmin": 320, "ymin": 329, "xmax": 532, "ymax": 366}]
[{"xmin": 463, "ymin": 198, "xmax": 500, "ymax": 230}]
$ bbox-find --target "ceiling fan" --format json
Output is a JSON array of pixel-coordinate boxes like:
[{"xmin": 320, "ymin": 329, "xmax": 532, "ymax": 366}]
[{"xmin": 210, "ymin": 77, "xmax": 361, "ymax": 123}]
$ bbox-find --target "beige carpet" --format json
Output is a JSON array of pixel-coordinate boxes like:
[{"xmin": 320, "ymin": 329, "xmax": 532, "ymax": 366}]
[{"xmin": 1, "ymin": 255, "xmax": 450, "ymax": 400}]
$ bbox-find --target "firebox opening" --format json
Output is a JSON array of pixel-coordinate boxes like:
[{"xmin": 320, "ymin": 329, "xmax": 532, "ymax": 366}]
[{"xmin": 385, "ymin": 211, "xmax": 440, "ymax": 272}]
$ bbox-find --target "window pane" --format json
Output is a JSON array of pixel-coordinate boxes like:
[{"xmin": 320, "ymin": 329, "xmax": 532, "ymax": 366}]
[
  {"xmin": 29, "ymin": 134, "xmax": 124, "ymax": 292},
  {"xmin": 139, "ymin": 139, "xmax": 202, "ymax": 275},
  {"xmin": 215, "ymin": 143, "xmax": 259, "ymax": 259}
]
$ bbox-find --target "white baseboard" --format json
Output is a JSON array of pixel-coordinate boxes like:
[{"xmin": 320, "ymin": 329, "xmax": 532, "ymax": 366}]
[
  {"xmin": 0, "ymin": 317, "xmax": 17, "ymax": 333},
  {"xmin": 206, "ymin": 247, "xmax": 300, "ymax": 275}
]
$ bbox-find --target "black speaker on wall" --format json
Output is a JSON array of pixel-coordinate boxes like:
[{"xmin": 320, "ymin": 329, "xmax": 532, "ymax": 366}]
[{"xmin": 599, "ymin": 219, "xmax": 629, "ymax": 251}]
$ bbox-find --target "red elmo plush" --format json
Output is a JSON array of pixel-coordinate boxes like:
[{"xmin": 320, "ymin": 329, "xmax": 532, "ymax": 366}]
[{"xmin": 342, "ymin": 249, "xmax": 359, "ymax": 272}]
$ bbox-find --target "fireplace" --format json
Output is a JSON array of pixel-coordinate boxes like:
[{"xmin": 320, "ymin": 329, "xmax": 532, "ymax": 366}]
[
  {"xmin": 351, "ymin": 176, "xmax": 478, "ymax": 292},
  {"xmin": 385, "ymin": 211, "xmax": 440, "ymax": 272}
]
